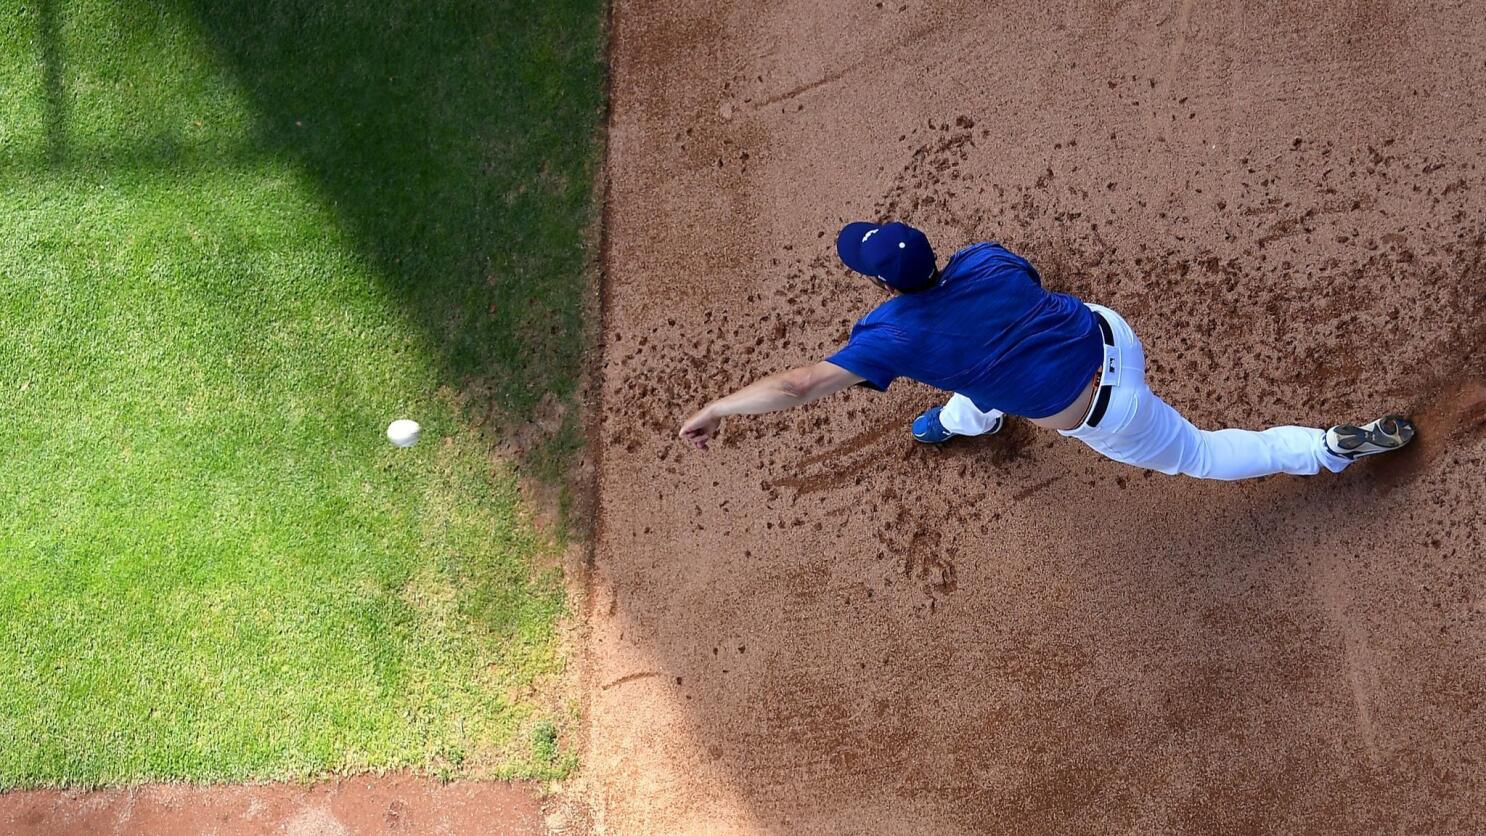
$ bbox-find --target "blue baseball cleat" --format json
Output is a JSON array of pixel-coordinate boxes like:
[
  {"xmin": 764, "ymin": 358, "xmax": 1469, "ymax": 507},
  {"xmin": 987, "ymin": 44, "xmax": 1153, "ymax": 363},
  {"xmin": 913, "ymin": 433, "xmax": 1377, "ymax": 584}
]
[{"xmin": 912, "ymin": 406, "xmax": 958, "ymax": 444}]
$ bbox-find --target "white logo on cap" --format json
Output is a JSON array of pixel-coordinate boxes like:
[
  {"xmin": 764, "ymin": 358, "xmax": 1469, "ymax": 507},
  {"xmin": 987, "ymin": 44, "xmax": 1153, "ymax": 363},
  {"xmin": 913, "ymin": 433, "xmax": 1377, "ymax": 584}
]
[{"xmin": 861, "ymin": 229, "xmax": 878, "ymax": 244}]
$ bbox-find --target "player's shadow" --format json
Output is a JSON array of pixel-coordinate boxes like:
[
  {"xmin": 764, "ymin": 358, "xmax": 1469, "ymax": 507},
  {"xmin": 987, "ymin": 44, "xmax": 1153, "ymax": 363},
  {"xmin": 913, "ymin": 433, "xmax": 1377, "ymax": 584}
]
[{"xmin": 177, "ymin": 0, "xmax": 606, "ymax": 484}]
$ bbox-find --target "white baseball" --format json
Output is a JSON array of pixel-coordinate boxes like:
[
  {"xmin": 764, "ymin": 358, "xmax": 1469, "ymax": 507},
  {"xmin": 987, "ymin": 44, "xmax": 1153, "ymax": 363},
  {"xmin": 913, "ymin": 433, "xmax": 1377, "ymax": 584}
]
[{"xmin": 386, "ymin": 419, "xmax": 421, "ymax": 447}]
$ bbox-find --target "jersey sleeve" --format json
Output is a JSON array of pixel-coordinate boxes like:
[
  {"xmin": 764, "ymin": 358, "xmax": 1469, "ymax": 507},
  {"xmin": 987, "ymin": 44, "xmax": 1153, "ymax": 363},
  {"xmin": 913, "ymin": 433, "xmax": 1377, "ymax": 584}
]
[{"xmin": 825, "ymin": 321, "xmax": 901, "ymax": 392}]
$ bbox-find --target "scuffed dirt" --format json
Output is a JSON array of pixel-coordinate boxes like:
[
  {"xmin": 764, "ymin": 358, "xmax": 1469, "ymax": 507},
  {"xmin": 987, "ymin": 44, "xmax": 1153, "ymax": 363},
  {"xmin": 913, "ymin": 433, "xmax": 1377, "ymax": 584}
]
[
  {"xmin": 591, "ymin": 0, "xmax": 1486, "ymax": 832},
  {"xmin": 0, "ymin": 775, "xmax": 545, "ymax": 835}
]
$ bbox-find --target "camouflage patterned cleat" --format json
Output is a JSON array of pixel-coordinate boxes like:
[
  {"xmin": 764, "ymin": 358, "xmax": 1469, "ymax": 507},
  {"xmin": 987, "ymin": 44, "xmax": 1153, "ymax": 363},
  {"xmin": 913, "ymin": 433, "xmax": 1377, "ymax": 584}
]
[{"xmin": 1324, "ymin": 415, "xmax": 1417, "ymax": 460}]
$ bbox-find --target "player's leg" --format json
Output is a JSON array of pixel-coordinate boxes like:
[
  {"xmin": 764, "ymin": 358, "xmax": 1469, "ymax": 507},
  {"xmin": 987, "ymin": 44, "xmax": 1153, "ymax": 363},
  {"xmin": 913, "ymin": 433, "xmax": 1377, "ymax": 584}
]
[
  {"xmin": 913, "ymin": 394, "xmax": 1004, "ymax": 443},
  {"xmin": 1063, "ymin": 305, "xmax": 1413, "ymax": 479},
  {"xmin": 1091, "ymin": 387, "xmax": 1413, "ymax": 479},
  {"xmin": 1098, "ymin": 384, "xmax": 1352, "ymax": 478}
]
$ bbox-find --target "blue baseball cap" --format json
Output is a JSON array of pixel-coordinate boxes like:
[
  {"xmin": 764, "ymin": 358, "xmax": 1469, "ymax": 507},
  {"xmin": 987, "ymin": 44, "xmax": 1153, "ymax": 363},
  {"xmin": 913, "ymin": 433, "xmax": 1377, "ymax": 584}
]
[{"xmin": 836, "ymin": 221, "xmax": 937, "ymax": 291}]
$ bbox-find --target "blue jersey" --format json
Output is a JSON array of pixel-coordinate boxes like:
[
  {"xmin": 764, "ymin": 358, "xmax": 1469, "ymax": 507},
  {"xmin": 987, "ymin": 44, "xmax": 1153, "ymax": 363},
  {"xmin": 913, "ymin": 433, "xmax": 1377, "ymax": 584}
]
[{"xmin": 826, "ymin": 243, "xmax": 1102, "ymax": 419}]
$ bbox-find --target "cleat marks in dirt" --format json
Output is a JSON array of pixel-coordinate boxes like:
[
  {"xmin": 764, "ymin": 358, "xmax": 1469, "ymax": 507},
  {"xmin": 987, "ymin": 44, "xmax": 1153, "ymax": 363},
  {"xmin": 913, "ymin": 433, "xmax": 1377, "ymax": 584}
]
[
  {"xmin": 601, "ymin": 671, "xmax": 661, "ymax": 691},
  {"xmin": 766, "ymin": 420, "xmax": 906, "ymax": 496},
  {"xmin": 1012, "ymin": 474, "xmax": 1065, "ymax": 503},
  {"xmin": 904, "ymin": 527, "xmax": 957, "ymax": 595},
  {"xmin": 1375, "ymin": 378, "xmax": 1486, "ymax": 488}
]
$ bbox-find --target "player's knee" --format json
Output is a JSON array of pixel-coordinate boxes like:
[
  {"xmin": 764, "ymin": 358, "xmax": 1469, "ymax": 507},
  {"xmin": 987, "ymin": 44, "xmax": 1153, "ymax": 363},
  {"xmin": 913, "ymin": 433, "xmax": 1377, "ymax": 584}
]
[{"xmin": 1176, "ymin": 437, "xmax": 1218, "ymax": 478}]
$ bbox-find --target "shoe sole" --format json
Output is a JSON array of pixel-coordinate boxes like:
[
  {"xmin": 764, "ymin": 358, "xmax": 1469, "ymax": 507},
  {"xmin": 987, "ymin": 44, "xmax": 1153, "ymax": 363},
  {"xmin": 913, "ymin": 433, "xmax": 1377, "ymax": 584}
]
[
  {"xmin": 912, "ymin": 428, "xmax": 957, "ymax": 444},
  {"xmin": 1329, "ymin": 415, "xmax": 1416, "ymax": 459}
]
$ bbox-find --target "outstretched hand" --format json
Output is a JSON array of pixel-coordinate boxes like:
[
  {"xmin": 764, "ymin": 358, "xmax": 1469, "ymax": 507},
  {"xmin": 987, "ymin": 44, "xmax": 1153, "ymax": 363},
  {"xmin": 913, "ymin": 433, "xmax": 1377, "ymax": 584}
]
[
  {"xmin": 679, "ymin": 407, "xmax": 721, "ymax": 451},
  {"xmin": 676, "ymin": 363, "xmax": 862, "ymax": 453}
]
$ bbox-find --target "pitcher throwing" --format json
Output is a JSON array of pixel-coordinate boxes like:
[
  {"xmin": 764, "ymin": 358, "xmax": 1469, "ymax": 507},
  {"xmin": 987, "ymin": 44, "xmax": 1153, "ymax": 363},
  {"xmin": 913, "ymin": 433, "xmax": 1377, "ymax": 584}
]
[{"xmin": 678, "ymin": 220, "xmax": 1415, "ymax": 478}]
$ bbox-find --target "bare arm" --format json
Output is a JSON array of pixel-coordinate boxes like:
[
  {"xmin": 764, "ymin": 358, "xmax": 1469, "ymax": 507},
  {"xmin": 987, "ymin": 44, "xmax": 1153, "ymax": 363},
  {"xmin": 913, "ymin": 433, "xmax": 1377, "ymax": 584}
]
[{"xmin": 678, "ymin": 361, "xmax": 864, "ymax": 451}]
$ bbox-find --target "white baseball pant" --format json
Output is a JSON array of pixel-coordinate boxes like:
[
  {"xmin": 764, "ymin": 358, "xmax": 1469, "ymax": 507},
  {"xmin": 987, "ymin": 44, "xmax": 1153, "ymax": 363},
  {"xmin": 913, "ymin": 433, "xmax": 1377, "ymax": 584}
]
[{"xmin": 937, "ymin": 304, "xmax": 1352, "ymax": 480}]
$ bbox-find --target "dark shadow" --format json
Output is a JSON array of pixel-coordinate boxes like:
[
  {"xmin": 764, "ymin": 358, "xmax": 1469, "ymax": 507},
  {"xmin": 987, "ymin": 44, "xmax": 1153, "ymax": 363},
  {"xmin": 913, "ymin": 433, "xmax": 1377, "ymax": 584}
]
[
  {"xmin": 174, "ymin": 0, "xmax": 607, "ymax": 488},
  {"xmin": 38, "ymin": 0, "xmax": 68, "ymax": 164}
]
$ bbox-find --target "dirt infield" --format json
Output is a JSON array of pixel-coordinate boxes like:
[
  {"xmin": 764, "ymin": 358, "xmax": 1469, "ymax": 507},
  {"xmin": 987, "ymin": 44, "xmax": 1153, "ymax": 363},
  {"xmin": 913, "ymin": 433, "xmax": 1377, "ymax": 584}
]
[
  {"xmin": 589, "ymin": 0, "xmax": 1486, "ymax": 831},
  {"xmin": 0, "ymin": 776, "xmax": 544, "ymax": 835}
]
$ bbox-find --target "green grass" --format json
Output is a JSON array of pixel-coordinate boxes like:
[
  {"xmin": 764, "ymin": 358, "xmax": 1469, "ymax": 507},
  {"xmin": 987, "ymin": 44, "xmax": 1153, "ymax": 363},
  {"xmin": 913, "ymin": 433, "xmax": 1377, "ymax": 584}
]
[{"xmin": 0, "ymin": 0, "xmax": 605, "ymax": 787}]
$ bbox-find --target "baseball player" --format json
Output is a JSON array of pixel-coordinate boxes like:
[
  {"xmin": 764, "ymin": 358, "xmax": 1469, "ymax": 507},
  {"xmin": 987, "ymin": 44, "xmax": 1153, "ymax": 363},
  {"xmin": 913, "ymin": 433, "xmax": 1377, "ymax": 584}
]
[{"xmin": 679, "ymin": 221, "xmax": 1415, "ymax": 478}]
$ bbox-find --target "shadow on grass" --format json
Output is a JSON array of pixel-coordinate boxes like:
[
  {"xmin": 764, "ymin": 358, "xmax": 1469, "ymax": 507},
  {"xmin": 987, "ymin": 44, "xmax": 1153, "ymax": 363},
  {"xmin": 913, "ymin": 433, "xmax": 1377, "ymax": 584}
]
[
  {"xmin": 178, "ymin": 0, "xmax": 607, "ymax": 506},
  {"xmin": 38, "ymin": 0, "xmax": 69, "ymax": 164}
]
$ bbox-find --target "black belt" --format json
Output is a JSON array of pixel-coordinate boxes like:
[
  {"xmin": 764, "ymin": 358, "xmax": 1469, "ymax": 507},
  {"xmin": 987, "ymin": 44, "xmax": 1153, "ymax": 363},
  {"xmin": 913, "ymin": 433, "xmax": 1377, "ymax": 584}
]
[{"xmin": 1086, "ymin": 312, "xmax": 1116, "ymax": 428}]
